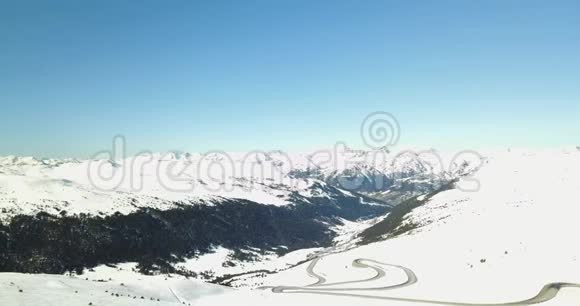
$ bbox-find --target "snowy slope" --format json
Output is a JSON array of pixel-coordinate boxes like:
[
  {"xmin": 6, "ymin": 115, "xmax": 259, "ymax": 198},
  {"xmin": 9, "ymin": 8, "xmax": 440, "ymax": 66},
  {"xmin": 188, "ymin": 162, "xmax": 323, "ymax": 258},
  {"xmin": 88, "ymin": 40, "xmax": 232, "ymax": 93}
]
[
  {"xmin": 251, "ymin": 148, "xmax": 580, "ymax": 305},
  {"xmin": 0, "ymin": 267, "xmax": 231, "ymax": 306}
]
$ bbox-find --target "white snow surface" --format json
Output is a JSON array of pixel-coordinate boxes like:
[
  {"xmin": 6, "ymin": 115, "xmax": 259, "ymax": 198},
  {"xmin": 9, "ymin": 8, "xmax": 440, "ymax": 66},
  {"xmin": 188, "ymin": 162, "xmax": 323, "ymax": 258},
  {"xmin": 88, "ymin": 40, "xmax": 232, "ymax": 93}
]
[{"xmin": 0, "ymin": 267, "xmax": 231, "ymax": 306}]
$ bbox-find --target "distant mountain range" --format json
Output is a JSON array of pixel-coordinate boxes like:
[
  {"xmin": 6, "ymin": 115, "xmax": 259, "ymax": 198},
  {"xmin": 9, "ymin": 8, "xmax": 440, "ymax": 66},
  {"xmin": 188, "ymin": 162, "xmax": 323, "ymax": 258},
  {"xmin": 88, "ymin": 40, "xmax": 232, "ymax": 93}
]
[{"xmin": 0, "ymin": 148, "xmax": 477, "ymax": 219}]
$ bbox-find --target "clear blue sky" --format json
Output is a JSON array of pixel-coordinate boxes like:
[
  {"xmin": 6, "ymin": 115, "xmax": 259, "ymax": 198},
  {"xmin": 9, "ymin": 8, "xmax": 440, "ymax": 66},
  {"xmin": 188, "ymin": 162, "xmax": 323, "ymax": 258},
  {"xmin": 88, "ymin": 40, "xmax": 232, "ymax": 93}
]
[{"xmin": 1, "ymin": 0, "xmax": 579, "ymax": 158}]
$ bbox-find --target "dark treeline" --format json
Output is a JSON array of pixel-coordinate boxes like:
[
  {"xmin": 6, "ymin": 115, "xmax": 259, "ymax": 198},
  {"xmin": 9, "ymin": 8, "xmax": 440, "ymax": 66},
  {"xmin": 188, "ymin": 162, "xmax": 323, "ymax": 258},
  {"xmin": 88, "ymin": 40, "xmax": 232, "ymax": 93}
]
[{"xmin": 0, "ymin": 195, "xmax": 388, "ymax": 276}]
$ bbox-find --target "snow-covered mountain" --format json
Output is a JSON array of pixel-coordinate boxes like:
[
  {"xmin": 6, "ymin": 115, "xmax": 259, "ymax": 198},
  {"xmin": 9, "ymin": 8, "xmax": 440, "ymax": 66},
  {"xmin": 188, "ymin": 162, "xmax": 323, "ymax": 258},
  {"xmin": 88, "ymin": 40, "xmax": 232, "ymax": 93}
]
[
  {"xmin": 3, "ymin": 147, "xmax": 580, "ymax": 305},
  {"xmin": 0, "ymin": 148, "xmax": 472, "ymax": 220}
]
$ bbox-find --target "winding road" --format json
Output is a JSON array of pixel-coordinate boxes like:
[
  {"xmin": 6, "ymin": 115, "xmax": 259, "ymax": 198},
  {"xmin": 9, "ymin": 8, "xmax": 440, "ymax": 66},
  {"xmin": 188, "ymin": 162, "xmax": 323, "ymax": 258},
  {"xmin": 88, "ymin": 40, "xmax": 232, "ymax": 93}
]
[{"xmin": 260, "ymin": 257, "xmax": 580, "ymax": 305}]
